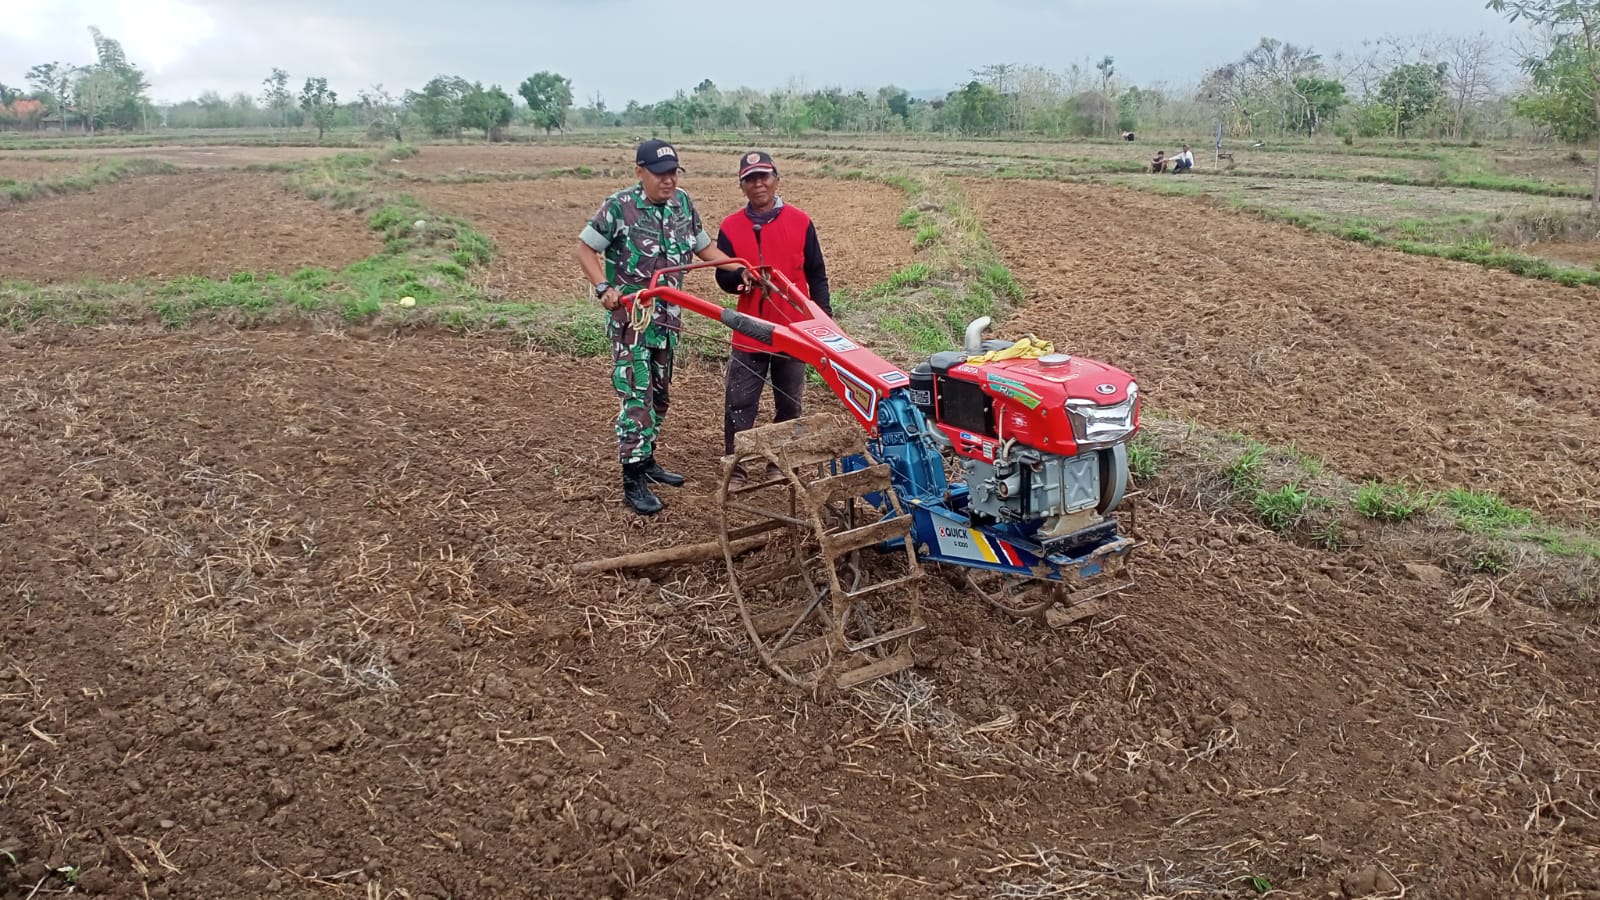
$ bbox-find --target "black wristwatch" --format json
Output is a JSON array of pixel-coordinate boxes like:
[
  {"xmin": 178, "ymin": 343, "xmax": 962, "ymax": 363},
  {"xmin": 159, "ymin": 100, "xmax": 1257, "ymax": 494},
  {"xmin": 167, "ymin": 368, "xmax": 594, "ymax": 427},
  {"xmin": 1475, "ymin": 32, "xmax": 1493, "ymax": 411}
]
[{"xmin": 593, "ymin": 281, "xmax": 611, "ymax": 298}]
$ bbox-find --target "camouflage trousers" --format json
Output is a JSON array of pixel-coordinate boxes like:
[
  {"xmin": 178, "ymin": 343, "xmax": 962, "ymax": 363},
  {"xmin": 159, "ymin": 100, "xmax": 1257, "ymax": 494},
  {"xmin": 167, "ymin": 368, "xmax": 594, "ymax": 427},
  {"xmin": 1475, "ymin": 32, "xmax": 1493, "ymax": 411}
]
[{"xmin": 611, "ymin": 333, "xmax": 677, "ymax": 465}]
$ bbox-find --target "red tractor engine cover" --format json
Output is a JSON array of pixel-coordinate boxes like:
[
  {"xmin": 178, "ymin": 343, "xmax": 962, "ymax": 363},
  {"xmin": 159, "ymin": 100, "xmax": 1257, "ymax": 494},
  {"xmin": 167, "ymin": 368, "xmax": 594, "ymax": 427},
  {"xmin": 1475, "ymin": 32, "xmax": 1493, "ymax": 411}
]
[{"xmin": 931, "ymin": 354, "xmax": 1138, "ymax": 461}]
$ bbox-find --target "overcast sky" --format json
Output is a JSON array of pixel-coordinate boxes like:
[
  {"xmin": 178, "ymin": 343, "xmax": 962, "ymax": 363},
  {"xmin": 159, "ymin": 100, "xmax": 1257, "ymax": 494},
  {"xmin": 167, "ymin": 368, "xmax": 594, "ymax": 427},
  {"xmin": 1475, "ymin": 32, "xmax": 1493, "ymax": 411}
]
[{"xmin": 2, "ymin": 0, "xmax": 1531, "ymax": 106}]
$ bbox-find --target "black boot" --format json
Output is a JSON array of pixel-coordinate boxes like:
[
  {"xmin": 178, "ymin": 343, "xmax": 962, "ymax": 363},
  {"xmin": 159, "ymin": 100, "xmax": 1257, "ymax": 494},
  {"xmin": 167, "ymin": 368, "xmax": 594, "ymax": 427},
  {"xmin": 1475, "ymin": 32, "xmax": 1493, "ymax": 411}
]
[
  {"xmin": 643, "ymin": 456, "xmax": 685, "ymax": 487},
  {"xmin": 622, "ymin": 461, "xmax": 663, "ymax": 515}
]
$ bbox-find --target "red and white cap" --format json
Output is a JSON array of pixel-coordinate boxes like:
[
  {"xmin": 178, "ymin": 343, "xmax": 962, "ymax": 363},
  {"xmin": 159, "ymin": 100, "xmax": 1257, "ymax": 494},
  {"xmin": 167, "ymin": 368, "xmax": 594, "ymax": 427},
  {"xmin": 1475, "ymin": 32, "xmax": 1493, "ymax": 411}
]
[{"xmin": 737, "ymin": 150, "xmax": 777, "ymax": 178}]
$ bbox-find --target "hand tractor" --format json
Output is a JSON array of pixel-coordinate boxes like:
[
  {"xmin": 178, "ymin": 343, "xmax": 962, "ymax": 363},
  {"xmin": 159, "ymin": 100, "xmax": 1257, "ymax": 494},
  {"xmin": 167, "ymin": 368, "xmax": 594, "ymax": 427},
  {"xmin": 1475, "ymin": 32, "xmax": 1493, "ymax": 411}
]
[{"xmin": 630, "ymin": 259, "xmax": 1142, "ymax": 690}]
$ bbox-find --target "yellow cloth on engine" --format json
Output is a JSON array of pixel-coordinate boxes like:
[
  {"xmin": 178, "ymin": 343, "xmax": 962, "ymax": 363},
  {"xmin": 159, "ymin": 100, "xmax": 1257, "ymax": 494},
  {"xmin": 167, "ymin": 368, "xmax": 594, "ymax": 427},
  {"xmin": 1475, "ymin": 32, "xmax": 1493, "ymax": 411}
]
[{"xmin": 963, "ymin": 335, "xmax": 1056, "ymax": 365}]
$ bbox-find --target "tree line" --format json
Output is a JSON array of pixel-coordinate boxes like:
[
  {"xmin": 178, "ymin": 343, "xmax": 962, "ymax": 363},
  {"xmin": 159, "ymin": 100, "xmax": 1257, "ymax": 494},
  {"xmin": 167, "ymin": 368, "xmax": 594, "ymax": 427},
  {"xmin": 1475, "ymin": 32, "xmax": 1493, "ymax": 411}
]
[{"xmin": 3, "ymin": 7, "xmax": 1599, "ymax": 149}]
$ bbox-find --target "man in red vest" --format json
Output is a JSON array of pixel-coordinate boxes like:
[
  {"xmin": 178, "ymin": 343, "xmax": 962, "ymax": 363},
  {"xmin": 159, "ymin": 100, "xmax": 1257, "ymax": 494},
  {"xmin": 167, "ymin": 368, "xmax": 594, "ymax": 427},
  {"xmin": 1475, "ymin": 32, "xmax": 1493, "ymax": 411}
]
[{"xmin": 714, "ymin": 151, "xmax": 834, "ymax": 482}]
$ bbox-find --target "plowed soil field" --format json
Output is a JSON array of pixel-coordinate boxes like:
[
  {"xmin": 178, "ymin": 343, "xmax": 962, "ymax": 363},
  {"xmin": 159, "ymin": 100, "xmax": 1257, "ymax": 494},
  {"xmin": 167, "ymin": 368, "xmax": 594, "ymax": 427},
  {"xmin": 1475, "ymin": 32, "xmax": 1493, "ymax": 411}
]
[
  {"xmin": 0, "ymin": 157, "xmax": 90, "ymax": 183},
  {"xmin": 969, "ymin": 179, "xmax": 1600, "ymax": 522},
  {"xmin": 0, "ymin": 172, "xmax": 382, "ymax": 282},
  {"xmin": 409, "ymin": 176, "xmax": 914, "ymax": 301},
  {"xmin": 3, "ymin": 327, "xmax": 1599, "ymax": 899}
]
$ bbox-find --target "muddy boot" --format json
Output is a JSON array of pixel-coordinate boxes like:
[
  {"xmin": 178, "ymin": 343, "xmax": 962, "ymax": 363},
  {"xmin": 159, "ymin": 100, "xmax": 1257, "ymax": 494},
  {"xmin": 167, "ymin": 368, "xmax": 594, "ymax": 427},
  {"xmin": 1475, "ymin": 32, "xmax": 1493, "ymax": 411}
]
[
  {"xmin": 622, "ymin": 461, "xmax": 663, "ymax": 515},
  {"xmin": 643, "ymin": 456, "xmax": 685, "ymax": 488}
]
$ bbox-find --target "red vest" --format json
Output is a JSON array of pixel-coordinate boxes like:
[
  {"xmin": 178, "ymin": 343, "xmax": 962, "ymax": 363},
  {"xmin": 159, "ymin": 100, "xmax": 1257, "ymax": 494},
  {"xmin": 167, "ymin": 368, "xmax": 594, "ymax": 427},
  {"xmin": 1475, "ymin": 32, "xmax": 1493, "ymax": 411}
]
[{"xmin": 719, "ymin": 205, "xmax": 812, "ymax": 352}]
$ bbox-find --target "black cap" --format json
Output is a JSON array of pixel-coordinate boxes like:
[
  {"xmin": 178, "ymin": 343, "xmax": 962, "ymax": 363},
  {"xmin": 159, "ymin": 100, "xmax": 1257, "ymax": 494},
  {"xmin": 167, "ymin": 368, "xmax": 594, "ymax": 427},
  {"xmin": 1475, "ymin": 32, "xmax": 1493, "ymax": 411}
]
[
  {"xmin": 636, "ymin": 139, "xmax": 682, "ymax": 174},
  {"xmin": 738, "ymin": 150, "xmax": 777, "ymax": 179}
]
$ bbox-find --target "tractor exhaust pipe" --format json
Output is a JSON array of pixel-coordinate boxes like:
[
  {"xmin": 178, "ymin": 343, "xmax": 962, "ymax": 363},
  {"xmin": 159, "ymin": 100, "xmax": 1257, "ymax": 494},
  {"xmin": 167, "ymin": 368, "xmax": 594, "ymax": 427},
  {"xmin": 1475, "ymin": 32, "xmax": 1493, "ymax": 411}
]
[{"xmin": 963, "ymin": 316, "xmax": 992, "ymax": 355}]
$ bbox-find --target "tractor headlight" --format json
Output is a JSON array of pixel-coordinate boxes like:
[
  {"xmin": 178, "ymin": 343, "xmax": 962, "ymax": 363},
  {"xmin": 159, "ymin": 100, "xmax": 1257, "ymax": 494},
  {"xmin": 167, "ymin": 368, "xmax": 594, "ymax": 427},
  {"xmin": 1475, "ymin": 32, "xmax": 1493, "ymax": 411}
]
[{"xmin": 1066, "ymin": 383, "xmax": 1138, "ymax": 449}]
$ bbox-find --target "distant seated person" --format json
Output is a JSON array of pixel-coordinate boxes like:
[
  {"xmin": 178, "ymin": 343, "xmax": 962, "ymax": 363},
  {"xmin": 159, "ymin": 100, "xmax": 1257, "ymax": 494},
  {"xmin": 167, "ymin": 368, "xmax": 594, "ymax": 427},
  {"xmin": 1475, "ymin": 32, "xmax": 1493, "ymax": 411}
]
[
  {"xmin": 1172, "ymin": 144, "xmax": 1195, "ymax": 173},
  {"xmin": 1150, "ymin": 150, "xmax": 1168, "ymax": 173},
  {"xmin": 1122, "ymin": 130, "xmax": 1137, "ymax": 141}
]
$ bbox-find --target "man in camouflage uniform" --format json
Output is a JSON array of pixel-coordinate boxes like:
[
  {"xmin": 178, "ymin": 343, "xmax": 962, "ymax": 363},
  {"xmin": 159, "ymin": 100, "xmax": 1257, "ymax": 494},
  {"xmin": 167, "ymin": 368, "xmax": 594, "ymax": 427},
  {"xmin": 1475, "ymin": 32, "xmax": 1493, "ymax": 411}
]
[{"xmin": 576, "ymin": 139, "xmax": 751, "ymax": 516}]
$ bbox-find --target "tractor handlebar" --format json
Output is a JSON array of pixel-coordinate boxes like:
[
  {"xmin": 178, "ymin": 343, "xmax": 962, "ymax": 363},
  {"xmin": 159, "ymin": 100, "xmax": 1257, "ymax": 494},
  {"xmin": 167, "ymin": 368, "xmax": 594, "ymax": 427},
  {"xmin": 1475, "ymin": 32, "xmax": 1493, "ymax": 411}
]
[{"xmin": 631, "ymin": 263, "xmax": 910, "ymax": 433}]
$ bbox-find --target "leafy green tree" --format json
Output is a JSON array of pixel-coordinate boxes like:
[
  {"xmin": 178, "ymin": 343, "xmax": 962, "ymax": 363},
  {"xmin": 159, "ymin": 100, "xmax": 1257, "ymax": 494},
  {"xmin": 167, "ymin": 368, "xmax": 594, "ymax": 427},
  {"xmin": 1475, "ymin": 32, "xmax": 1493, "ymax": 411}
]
[
  {"xmin": 682, "ymin": 93, "xmax": 712, "ymax": 133},
  {"xmin": 409, "ymin": 75, "xmax": 471, "ymax": 140},
  {"xmin": 943, "ymin": 81, "xmax": 1008, "ymax": 134},
  {"xmin": 1490, "ymin": 0, "xmax": 1600, "ymax": 210},
  {"xmin": 1291, "ymin": 77, "xmax": 1348, "ymax": 134},
  {"xmin": 1375, "ymin": 61, "xmax": 1446, "ymax": 137},
  {"xmin": 261, "ymin": 68, "xmax": 293, "ymax": 127},
  {"xmin": 879, "ymin": 85, "xmax": 911, "ymax": 122},
  {"xmin": 26, "ymin": 62, "xmax": 75, "ymax": 132},
  {"xmin": 85, "ymin": 27, "xmax": 149, "ymax": 131},
  {"xmin": 654, "ymin": 97, "xmax": 685, "ymax": 137},
  {"xmin": 1511, "ymin": 39, "xmax": 1597, "ymax": 141},
  {"xmin": 359, "ymin": 84, "xmax": 406, "ymax": 142},
  {"xmin": 806, "ymin": 88, "xmax": 846, "ymax": 131},
  {"xmin": 299, "ymin": 76, "xmax": 338, "ymax": 140},
  {"xmin": 462, "ymin": 82, "xmax": 513, "ymax": 141},
  {"xmin": 621, "ymin": 99, "xmax": 651, "ymax": 128},
  {"xmin": 518, "ymin": 71, "xmax": 573, "ymax": 134},
  {"xmin": 746, "ymin": 101, "xmax": 769, "ymax": 133}
]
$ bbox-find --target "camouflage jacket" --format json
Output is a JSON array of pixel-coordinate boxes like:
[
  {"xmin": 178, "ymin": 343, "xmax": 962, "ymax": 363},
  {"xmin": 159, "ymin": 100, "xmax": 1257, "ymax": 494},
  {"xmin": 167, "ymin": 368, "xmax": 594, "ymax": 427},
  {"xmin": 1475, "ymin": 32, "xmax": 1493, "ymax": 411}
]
[{"xmin": 580, "ymin": 184, "xmax": 712, "ymax": 347}]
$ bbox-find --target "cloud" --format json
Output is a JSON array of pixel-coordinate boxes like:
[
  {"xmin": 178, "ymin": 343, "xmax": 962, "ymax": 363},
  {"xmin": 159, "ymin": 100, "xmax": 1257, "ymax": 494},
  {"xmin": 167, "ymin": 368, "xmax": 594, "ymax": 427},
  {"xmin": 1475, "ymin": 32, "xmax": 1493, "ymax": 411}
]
[{"xmin": 3, "ymin": 0, "xmax": 1529, "ymax": 104}]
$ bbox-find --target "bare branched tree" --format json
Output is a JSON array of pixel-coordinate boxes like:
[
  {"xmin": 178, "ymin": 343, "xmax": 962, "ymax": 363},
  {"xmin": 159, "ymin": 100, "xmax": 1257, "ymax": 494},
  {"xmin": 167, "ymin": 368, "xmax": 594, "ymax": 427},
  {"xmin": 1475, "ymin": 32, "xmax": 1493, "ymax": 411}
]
[{"xmin": 1443, "ymin": 32, "xmax": 1502, "ymax": 138}]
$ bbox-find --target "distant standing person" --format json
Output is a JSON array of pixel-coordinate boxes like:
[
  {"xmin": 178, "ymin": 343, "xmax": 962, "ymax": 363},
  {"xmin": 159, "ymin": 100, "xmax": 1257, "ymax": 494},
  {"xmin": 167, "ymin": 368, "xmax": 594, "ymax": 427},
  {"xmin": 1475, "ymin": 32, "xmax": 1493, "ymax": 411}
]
[
  {"xmin": 1172, "ymin": 144, "xmax": 1195, "ymax": 173},
  {"xmin": 575, "ymin": 139, "xmax": 750, "ymax": 516},
  {"xmin": 713, "ymin": 150, "xmax": 833, "ymax": 482}
]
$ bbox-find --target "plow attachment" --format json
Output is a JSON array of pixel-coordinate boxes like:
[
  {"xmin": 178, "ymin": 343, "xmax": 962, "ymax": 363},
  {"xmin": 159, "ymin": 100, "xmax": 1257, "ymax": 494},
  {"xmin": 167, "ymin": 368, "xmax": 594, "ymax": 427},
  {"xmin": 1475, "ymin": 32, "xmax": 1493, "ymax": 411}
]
[{"xmin": 719, "ymin": 415, "xmax": 925, "ymax": 690}]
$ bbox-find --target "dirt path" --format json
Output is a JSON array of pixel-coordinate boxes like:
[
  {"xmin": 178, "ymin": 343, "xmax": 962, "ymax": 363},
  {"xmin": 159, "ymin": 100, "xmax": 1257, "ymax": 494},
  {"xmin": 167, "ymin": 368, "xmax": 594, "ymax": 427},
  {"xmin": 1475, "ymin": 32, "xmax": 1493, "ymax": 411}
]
[
  {"xmin": 969, "ymin": 178, "xmax": 1600, "ymax": 522},
  {"xmin": 2, "ymin": 326, "xmax": 1597, "ymax": 898},
  {"xmin": 0, "ymin": 172, "xmax": 381, "ymax": 282}
]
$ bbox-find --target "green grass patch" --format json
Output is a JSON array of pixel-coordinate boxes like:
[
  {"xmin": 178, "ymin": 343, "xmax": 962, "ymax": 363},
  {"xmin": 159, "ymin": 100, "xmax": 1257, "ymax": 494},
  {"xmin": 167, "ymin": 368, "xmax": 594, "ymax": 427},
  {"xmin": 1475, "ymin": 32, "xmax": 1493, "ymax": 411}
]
[
  {"xmin": 1128, "ymin": 433, "xmax": 1164, "ymax": 483},
  {"xmin": 914, "ymin": 223, "xmax": 942, "ymax": 249},
  {"xmin": 898, "ymin": 208, "xmax": 922, "ymax": 229},
  {"xmin": 877, "ymin": 313, "xmax": 953, "ymax": 357},
  {"xmin": 1224, "ymin": 444, "xmax": 1267, "ymax": 494},
  {"xmin": 1353, "ymin": 480, "xmax": 1432, "ymax": 522},
  {"xmin": 975, "ymin": 263, "xmax": 1023, "ymax": 303},
  {"xmin": 884, "ymin": 262, "xmax": 932, "ymax": 292},
  {"xmin": 1252, "ymin": 482, "xmax": 1322, "ymax": 533},
  {"xmin": 1443, "ymin": 488, "xmax": 1536, "ymax": 534},
  {"xmin": 1526, "ymin": 527, "xmax": 1600, "ymax": 561}
]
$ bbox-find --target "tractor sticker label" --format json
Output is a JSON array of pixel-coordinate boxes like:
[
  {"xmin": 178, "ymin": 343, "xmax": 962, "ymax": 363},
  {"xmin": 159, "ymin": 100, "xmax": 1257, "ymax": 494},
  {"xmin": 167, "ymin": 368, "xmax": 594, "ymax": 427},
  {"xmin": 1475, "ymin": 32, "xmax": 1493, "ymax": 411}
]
[
  {"xmin": 806, "ymin": 326, "xmax": 860, "ymax": 353},
  {"xmin": 934, "ymin": 525, "xmax": 999, "ymax": 564},
  {"xmin": 987, "ymin": 373, "xmax": 1042, "ymax": 398},
  {"xmin": 880, "ymin": 371, "xmax": 908, "ymax": 384},
  {"xmin": 954, "ymin": 432, "xmax": 997, "ymax": 460},
  {"xmin": 989, "ymin": 383, "xmax": 1043, "ymax": 410},
  {"xmin": 933, "ymin": 523, "xmax": 1026, "ymax": 567},
  {"xmin": 829, "ymin": 360, "xmax": 878, "ymax": 422}
]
